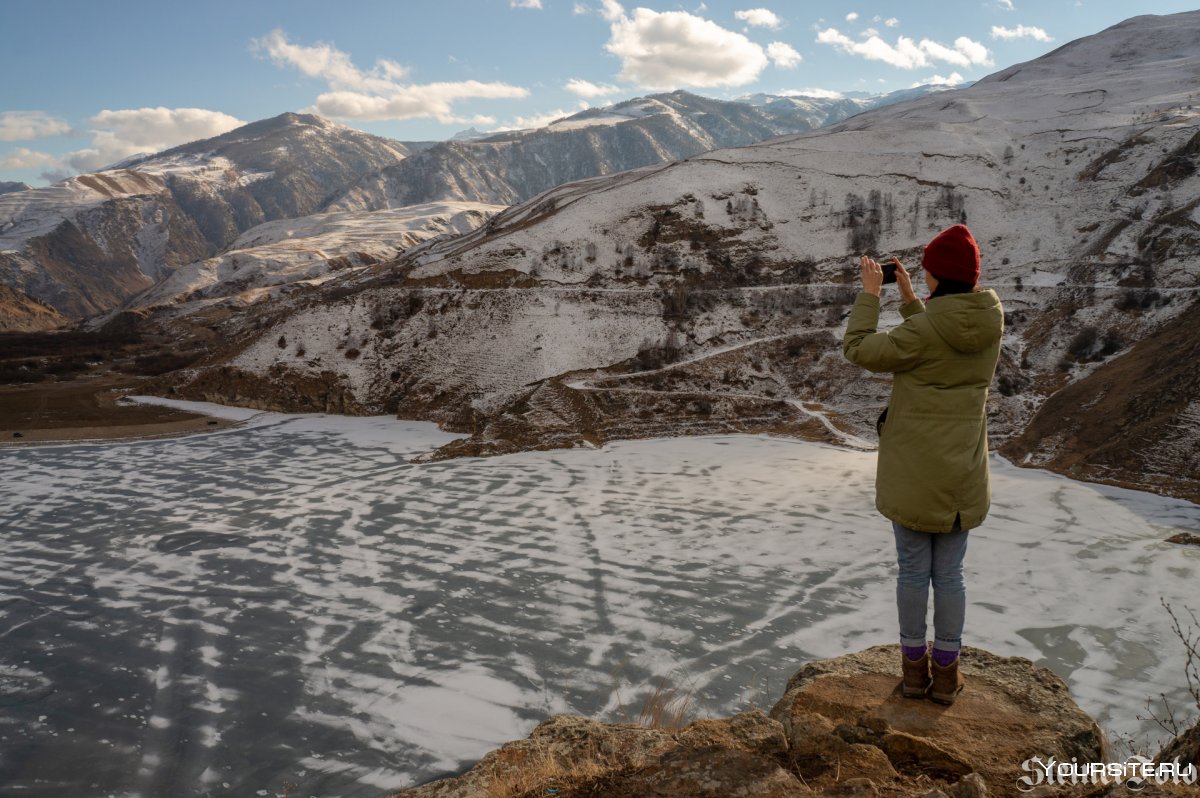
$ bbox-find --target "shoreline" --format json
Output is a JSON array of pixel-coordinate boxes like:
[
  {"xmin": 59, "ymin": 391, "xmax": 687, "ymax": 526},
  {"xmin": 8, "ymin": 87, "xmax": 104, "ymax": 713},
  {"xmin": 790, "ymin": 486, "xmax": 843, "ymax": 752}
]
[
  {"xmin": 0, "ymin": 413, "xmax": 243, "ymax": 447},
  {"xmin": 4, "ymin": 387, "xmax": 1200, "ymax": 512},
  {"xmin": 0, "ymin": 383, "xmax": 258, "ymax": 448}
]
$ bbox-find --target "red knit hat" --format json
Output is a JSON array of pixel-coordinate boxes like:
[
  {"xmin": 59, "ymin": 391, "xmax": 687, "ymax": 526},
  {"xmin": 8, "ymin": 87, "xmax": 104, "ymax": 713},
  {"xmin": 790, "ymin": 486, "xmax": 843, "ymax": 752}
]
[{"xmin": 922, "ymin": 224, "xmax": 980, "ymax": 285}]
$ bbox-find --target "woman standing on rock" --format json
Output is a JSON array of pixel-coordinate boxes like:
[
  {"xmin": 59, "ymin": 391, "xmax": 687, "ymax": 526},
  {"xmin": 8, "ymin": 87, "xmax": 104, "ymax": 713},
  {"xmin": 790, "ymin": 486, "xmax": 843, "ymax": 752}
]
[{"xmin": 841, "ymin": 224, "xmax": 1004, "ymax": 705}]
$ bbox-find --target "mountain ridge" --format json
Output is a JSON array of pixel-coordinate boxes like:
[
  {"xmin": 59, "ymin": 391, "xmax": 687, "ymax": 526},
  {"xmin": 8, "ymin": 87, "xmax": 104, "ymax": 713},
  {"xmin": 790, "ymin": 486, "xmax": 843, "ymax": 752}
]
[{"xmin": 0, "ymin": 87, "xmax": 942, "ymax": 323}]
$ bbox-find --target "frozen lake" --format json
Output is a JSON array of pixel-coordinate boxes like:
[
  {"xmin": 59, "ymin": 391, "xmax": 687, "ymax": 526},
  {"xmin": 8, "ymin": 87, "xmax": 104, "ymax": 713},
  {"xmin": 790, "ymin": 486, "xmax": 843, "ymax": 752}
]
[{"xmin": 1, "ymin": 400, "xmax": 1198, "ymax": 797}]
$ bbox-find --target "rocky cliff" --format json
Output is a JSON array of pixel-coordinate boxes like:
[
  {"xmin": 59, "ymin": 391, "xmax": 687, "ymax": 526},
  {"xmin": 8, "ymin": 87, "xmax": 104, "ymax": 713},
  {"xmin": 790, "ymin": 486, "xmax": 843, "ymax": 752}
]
[{"xmin": 385, "ymin": 644, "xmax": 1196, "ymax": 798}]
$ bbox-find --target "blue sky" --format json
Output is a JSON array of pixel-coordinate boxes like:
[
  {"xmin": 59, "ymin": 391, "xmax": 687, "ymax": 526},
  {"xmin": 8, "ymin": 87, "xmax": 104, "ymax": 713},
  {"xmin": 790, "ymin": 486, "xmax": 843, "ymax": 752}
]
[{"xmin": 2, "ymin": 0, "xmax": 1196, "ymax": 185}]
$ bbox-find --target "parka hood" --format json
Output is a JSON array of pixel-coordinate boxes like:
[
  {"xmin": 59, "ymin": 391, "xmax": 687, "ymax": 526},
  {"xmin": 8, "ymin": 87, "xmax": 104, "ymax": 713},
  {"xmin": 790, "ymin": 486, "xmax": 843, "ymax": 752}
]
[{"xmin": 924, "ymin": 288, "xmax": 1004, "ymax": 353}]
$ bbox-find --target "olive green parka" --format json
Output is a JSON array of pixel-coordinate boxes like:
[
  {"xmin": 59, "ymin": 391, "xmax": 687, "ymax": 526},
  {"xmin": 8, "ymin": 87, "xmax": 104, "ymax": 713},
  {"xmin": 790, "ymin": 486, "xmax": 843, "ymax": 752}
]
[{"xmin": 842, "ymin": 288, "xmax": 1004, "ymax": 533}]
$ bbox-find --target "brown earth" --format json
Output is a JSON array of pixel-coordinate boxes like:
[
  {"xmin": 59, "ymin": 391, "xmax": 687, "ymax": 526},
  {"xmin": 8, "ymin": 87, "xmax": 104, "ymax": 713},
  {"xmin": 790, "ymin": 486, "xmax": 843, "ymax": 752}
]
[
  {"xmin": 0, "ymin": 373, "xmax": 235, "ymax": 445},
  {"xmin": 1000, "ymin": 299, "xmax": 1200, "ymax": 504},
  {"xmin": 0, "ymin": 284, "xmax": 69, "ymax": 332}
]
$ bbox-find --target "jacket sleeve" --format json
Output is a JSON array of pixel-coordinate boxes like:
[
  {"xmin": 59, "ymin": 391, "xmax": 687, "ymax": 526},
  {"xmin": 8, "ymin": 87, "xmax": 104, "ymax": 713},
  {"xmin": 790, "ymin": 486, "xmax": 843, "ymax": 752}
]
[
  {"xmin": 899, "ymin": 297, "xmax": 925, "ymax": 319},
  {"xmin": 842, "ymin": 291, "xmax": 926, "ymax": 374}
]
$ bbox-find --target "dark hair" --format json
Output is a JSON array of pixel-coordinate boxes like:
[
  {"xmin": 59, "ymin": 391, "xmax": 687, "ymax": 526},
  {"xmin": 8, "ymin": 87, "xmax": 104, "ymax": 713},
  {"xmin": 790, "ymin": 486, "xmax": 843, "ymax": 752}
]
[{"xmin": 929, "ymin": 277, "xmax": 976, "ymax": 298}]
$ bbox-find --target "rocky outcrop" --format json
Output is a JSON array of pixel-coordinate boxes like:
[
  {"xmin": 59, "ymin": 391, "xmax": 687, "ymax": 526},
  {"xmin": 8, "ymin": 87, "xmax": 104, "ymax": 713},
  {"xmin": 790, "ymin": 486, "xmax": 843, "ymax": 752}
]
[{"xmin": 386, "ymin": 645, "xmax": 1106, "ymax": 798}]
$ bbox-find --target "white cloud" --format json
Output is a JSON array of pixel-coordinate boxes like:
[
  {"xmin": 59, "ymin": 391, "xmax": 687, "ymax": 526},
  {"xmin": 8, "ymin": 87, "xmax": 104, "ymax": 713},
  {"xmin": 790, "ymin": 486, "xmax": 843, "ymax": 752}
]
[
  {"xmin": 779, "ymin": 88, "xmax": 843, "ymax": 99},
  {"xmin": 0, "ymin": 111, "xmax": 71, "ymax": 142},
  {"xmin": 573, "ymin": 2, "xmax": 589, "ymax": 12},
  {"xmin": 565, "ymin": 78, "xmax": 621, "ymax": 97},
  {"xmin": 991, "ymin": 24, "xmax": 1053, "ymax": 42},
  {"xmin": 253, "ymin": 29, "xmax": 407, "ymax": 93},
  {"xmin": 254, "ymin": 29, "xmax": 529, "ymax": 123},
  {"xmin": 66, "ymin": 107, "xmax": 246, "ymax": 172},
  {"xmin": 311, "ymin": 82, "xmax": 527, "ymax": 124},
  {"xmin": 734, "ymin": 8, "xmax": 781, "ymax": 29},
  {"xmin": 605, "ymin": 7, "xmax": 770, "ymax": 89},
  {"xmin": 885, "ymin": 17, "xmax": 899, "ymax": 27},
  {"xmin": 845, "ymin": 11, "xmax": 859, "ymax": 22},
  {"xmin": 911, "ymin": 72, "xmax": 965, "ymax": 87},
  {"xmin": 600, "ymin": 0, "xmax": 625, "ymax": 22},
  {"xmin": 767, "ymin": 42, "xmax": 802, "ymax": 68},
  {"xmin": 493, "ymin": 109, "xmax": 572, "ymax": 131},
  {"xmin": 994, "ymin": 0, "xmax": 1015, "ymax": 9},
  {"xmin": 816, "ymin": 27, "xmax": 991, "ymax": 69},
  {"xmin": 0, "ymin": 147, "xmax": 65, "ymax": 170},
  {"xmin": 511, "ymin": 0, "xmax": 543, "ymax": 8},
  {"xmin": 920, "ymin": 36, "xmax": 991, "ymax": 66}
]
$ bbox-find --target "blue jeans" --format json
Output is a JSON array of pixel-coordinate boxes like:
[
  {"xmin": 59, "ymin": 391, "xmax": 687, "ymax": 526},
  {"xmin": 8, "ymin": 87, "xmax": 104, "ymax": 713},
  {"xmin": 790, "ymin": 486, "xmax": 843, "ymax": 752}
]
[{"xmin": 892, "ymin": 520, "xmax": 969, "ymax": 653}]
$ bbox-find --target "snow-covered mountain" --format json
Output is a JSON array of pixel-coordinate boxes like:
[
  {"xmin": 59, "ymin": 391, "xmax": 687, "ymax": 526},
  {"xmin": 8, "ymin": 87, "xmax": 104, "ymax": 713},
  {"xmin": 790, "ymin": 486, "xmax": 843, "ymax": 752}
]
[
  {"xmin": 0, "ymin": 90, "xmax": 936, "ymax": 326},
  {"xmin": 154, "ymin": 11, "xmax": 1200, "ymax": 504},
  {"xmin": 327, "ymin": 88, "xmax": 939, "ymax": 210},
  {"xmin": 0, "ymin": 113, "xmax": 409, "ymax": 319},
  {"xmin": 736, "ymin": 85, "xmax": 954, "ymax": 129}
]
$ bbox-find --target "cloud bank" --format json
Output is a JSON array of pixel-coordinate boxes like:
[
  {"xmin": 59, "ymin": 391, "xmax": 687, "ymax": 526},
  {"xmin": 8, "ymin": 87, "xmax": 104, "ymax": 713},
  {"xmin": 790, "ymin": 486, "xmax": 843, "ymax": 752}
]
[
  {"xmin": 603, "ymin": 2, "xmax": 773, "ymax": 89},
  {"xmin": 816, "ymin": 28, "xmax": 991, "ymax": 69},
  {"xmin": 991, "ymin": 25, "xmax": 1053, "ymax": 42},
  {"xmin": 0, "ymin": 111, "xmax": 71, "ymax": 142},
  {"xmin": 253, "ymin": 29, "xmax": 528, "ymax": 124},
  {"xmin": 67, "ymin": 107, "xmax": 246, "ymax": 172}
]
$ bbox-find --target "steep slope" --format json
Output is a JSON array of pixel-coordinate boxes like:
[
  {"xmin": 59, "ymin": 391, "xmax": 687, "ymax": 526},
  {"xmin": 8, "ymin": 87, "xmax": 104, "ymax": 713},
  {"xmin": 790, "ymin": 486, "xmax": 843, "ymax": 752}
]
[
  {"xmin": 0, "ymin": 284, "xmax": 68, "ymax": 332},
  {"xmin": 0, "ymin": 170, "xmax": 211, "ymax": 317},
  {"xmin": 155, "ymin": 12, "xmax": 1200, "ymax": 499},
  {"xmin": 327, "ymin": 88, "xmax": 940, "ymax": 210},
  {"xmin": 115, "ymin": 201, "xmax": 502, "ymax": 318},
  {"xmin": 0, "ymin": 113, "xmax": 409, "ymax": 318},
  {"xmin": 1001, "ymin": 298, "xmax": 1200, "ymax": 501}
]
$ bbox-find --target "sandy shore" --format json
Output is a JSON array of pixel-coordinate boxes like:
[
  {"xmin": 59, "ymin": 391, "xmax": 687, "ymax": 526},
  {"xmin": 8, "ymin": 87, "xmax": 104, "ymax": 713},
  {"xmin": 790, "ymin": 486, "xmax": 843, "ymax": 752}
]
[{"xmin": 0, "ymin": 374, "xmax": 243, "ymax": 447}]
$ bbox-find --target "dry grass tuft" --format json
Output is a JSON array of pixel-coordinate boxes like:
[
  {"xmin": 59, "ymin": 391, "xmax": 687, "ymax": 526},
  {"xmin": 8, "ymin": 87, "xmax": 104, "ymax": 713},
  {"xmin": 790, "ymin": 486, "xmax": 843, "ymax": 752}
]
[
  {"xmin": 481, "ymin": 671, "xmax": 704, "ymax": 798},
  {"xmin": 483, "ymin": 737, "xmax": 628, "ymax": 798},
  {"xmin": 612, "ymin": 672, "xmax": 697, "ymax": 732}
]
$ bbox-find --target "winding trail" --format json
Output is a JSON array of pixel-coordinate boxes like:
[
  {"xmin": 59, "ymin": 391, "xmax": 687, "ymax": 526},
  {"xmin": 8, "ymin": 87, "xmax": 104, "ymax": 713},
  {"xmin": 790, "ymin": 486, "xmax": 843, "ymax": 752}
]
[{"xmin": 562, "ymin": 332, "xmax": 877, "ymax": 451}]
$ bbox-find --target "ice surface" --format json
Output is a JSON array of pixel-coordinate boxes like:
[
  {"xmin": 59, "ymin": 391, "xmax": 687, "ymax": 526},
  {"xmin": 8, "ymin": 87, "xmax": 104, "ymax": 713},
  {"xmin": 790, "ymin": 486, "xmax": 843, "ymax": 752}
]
[{"xmin": 0, "ymin": 405, "xmax": 1196, "ymax": 796}]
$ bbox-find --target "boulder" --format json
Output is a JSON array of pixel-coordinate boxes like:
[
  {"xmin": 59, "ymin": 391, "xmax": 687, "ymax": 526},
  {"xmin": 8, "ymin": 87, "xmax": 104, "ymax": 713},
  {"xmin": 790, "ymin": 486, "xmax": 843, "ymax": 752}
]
[{"xmin": 768, "ymin": 644, "xmax": 1105, "ymax": 797}]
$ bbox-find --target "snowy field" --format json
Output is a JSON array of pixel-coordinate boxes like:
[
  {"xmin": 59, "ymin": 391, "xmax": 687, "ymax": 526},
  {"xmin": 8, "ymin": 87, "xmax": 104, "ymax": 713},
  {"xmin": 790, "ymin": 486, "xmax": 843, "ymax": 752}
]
[{"xmin": 1, "ymin": 400, "xmax": 1197, "ymax": 797}]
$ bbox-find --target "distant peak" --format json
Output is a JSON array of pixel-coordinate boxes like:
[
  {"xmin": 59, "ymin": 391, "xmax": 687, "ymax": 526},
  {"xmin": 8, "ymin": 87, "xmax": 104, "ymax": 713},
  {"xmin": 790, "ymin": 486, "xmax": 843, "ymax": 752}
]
[{"xmin": 265, "ymin": 111, "xmax": 335, "ymax": 129}]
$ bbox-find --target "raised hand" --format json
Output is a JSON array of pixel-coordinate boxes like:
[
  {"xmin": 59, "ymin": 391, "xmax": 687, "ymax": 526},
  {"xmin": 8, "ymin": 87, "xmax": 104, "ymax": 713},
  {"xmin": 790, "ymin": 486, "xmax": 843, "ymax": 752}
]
[
  {"xmin": 859, "ymin": 255, "xmax": 883, "ymax": 297},
  {"xmin": 893, "ymin": 257, "xmax": 917, "ymax": 304}
]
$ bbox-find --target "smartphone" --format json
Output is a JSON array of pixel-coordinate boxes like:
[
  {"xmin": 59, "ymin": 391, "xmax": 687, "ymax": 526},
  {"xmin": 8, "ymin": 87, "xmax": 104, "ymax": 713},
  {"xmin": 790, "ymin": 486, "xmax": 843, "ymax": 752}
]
[{"xmin": 880, "ymin": 256, "xmax": 898, "ymax": 284}]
